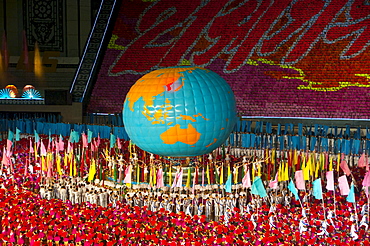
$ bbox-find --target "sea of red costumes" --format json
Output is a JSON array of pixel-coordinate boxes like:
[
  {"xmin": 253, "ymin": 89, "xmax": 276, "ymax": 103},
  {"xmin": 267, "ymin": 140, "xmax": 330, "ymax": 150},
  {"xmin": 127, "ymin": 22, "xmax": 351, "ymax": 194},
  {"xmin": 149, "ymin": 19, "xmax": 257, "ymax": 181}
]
[
  {"xmin": 1, "ymin": 175, "xmax": 369, "ymax": 246},
  {"xmin": 0, "ymin": 138, "xmax": 370, "ymax": 245}
]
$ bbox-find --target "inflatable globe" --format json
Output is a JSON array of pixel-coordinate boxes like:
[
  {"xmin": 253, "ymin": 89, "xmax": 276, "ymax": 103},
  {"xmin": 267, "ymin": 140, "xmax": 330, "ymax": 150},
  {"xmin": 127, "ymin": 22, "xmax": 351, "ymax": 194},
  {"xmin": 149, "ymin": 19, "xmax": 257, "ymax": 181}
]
[{"xmin": 123, "ymin": 66, "xmax": 237, "ymax": 157}]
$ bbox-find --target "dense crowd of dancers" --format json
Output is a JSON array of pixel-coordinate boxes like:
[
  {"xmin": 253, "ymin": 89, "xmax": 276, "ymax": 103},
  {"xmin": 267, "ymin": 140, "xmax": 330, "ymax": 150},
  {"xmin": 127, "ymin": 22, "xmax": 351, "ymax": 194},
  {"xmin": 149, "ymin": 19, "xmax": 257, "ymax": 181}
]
[{"xmin": 1, "ymin": 136, "xmax": 370, "ymax": 245}]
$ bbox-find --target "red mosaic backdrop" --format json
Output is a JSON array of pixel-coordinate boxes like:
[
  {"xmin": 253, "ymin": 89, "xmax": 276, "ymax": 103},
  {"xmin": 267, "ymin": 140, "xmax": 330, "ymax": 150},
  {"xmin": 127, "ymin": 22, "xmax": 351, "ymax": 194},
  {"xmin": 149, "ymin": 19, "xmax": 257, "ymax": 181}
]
[{"xmin": 88, "ymin": 0, "xmax": 370, "ymax": 119}]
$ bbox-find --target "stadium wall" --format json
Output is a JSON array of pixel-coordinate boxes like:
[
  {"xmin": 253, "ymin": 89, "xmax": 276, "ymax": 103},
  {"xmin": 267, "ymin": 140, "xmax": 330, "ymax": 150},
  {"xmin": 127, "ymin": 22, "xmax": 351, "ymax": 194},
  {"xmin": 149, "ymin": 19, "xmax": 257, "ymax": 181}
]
[{"xmin": 89, "ymin": 0, "xmax": 370, "ymax": 119}]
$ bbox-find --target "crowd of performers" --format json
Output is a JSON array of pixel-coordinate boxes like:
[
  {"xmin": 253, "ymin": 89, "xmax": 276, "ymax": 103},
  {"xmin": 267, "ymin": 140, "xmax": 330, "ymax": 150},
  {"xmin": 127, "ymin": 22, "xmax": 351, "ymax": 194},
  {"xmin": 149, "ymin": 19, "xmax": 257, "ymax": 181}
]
[{"xmin": 1, "ymin": 136, "xmax": 370, "ymax": 245}]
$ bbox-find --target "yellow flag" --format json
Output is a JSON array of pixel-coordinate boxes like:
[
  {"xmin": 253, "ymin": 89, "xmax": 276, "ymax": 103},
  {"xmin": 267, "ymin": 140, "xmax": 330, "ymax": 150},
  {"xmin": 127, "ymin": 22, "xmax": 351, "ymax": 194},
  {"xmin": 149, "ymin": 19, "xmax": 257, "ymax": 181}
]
[
  {"xmin": 303, "ymin": 159, "xmax": 310, "ymax": 181},
  {"xmin": 252, "ymin": 163, "xmax": 255, "ymax": 182},
  {"xmin": 284, "ymin": 162, "xmax": 289, "ymax": 181},
  {"xmin": 129, "ymin": 141, "xmax": 132, "ymax": 159},
  {"xmin": 186, "ymin": 167, "xmax": 191, "ymax": 188},
  {"xmin": 45, "ymin": 153, "xmax": 50, "ymax": 171},
  {"xmin": 34, "ymin": 143, "xmax": 38, "ymax": 159},
  {"xmin": 315, "ymin": 157, "xmax": 320, "ymax": 178},
  {"xmin": 278, "ymin": 162, "xmax": 282, "ymax": 182},
  {"xmin": 320, "ymin": 153, "xmax": 325, "ymax": 170},
  {"xmin": 337, "ymin": 153, "xmax": 341, "ymax": 172},
  {"xmin": 73, "ymin": 157, "xmax": 77, "ymax": 176},
  {"xmin": 220, "ymin": 165, "xmax": 224, "ymax": 185},
  {"xmin": 329, "ymin": 156, "xmax": 333, "ymax": 171},
  {"xmin": 206, "ymin": 165, "xmax": 210, "ymax": 185},
  {"xmin": 310, "ymin": 154, "xmax": 315, "ymax": 178},
  {"xmin": 63, "ymin": 152, "xmax": 67, "ymax": 170},
  {"xmin": 69, "ymin": 160, "xmax": 72, "ymax": 176},
  {"xmin": 136, "ymin": 164, "xmax": 140, "ymax": 184},
  {"xmin": 301, "ymin": 154, "xmax": 305, "ymax": 171},
  {"xmin": 56, "ymin": 154, "xmax": 62, "ymax": 175},
  {"xmin": 293, "ymin": 150, "xmax": 298, "ymax": 166},
  {"xmin": 41, "ymin": 156, "xmax": 46, "ymax": 171},
  {"xmin": 234, "ymin": 166, "xmax": 239, "ymax": 184},
  {"xmin": 169, "ymin": 166, "xmax": 172, "ymax": 186},
  {"xmin": 88, "ymin": 158, "xmax": 96, "ymax": 182},
  {"xmin": 271, "ymin": 149, "xmax": 276, "ymax": 165},
  {"xmin": 257, "ymin": 163, "xmax": 261, "ymax": 177},
  {"xmin": 46, "ymin": 153, "xmax": 51, "ymax": 170},
  {"xmin": 69, "ymin": 153, "xmax": 73, "ymax": 176},
  {"xmin": 152, "ymin": 166, "xmax": 156, "ymax": 185}
]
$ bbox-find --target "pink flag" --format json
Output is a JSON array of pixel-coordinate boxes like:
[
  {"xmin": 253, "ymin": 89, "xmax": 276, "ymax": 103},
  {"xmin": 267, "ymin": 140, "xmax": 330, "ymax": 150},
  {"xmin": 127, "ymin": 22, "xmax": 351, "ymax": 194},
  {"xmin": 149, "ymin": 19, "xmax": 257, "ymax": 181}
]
[
  {"xmin": 96, "ymin": 135, "xmax": 101, "ymax": 147},
  {"xmin": 201, "ymin": 167, "xmax": 205, "ymax": 186},
  {"xmin": 117, "ymin": 137, "xmax": 122, "ymax": 149},
  {"xmin": 91, "ymin": 141, "xmax": 96, "ymax": 152},
  {"xmin": 156, "ymin": 168, "xmax": 164, "ymax": 188},
  {"xmin": 1, "ymin": 147, "xmax": 9, "ymax": 166},
  {"xmin": 268, "ymin": 172, "xmax": 278, "ymax": 189},
  {"xmin": 338, "ymin": 175, "xmax": 350, "ymax": 195},
  {"xmin": 82, "ymin": 133, "xmax": 88, "ymax": 148},
  {"xmin": 24, "ymin": 159, "xmax": 28, "ymax": 176},
  {"xmin": 363, "ymin": 171, "xmax": 370, "ymax": 197},
  {"xmin": 171, "ymin": 169, "xmax": 180, "ymax": 188},
  {"xmin": 29, "ymin": 139, "xmax": 34, "ymax": 153},
  {"xmin": 36, "ymin": 141, "xmax": 40, "ymax": 151},
  {"xmin": 295, "ymin": 170, "xmax": 305, "ymax": 190},
  {"xmin": 340, "ymin": 160, "xmax": 351, "ymax": 176},
  {"xmin": 58, "ymin": 137, "xmax": 64, "ymax": 152},
  {"xmin": 40, "ymin": 141, "xmax": 47, "ymax": 156},
  {"xmin": 175, "ymin": 169, "xmax": 183, "ymax": 188},
  {"xmin": 123, "ymin": 164, "xmax": 132, "ymax": 184},
  {"xmin": 55, "ymin": 139, "xmax": 59, "ymax": 153},
  {"xmin": 6, "ymin": 139, "xmax": 12, "ymax": 154},
  {"xmin": 242, "ymin": 168, "xmax": 251, "ymax": 188},
  {"xmin": 362, "ymin": 171, "xmax": 370, "ymax": 187},
  {"xmin": 67, "ymin": 141, "xmax": 72, "ymax": 153},
  {"xmin": 326, "ymin": 171, "xmax": 335, "ymax": 191},
  {"xmin": 358, "ymin": 153, "xmax": 366, "ymax": 167}
]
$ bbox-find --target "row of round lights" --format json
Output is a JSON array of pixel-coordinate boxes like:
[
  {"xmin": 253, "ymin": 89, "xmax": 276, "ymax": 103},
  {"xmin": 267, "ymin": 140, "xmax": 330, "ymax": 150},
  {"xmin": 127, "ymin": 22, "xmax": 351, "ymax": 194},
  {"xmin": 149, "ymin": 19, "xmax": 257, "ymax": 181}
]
[{"xmin": 0, "ymin": 85, "xmax": 42, "ymax": 99}]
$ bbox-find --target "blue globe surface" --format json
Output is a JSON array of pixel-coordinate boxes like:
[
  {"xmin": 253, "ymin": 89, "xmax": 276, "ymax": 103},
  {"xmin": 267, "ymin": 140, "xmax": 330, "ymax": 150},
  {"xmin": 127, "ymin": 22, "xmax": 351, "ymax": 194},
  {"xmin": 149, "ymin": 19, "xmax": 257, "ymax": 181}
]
[{"xmin": 123, "ymin": 66, "xmax": 237, "ymax": 157}]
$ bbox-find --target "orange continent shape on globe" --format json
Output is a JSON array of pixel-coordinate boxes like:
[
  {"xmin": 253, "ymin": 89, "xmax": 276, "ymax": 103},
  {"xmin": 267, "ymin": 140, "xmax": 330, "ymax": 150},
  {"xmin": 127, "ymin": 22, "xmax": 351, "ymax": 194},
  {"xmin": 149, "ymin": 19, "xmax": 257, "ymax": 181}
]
[
  {"xmin": 126, "ymin": 67, "xmax": 207, "ymax": 112},
  {"xmin": 160, "ymin": 123, "xmax": 201, "ymax": 145}
]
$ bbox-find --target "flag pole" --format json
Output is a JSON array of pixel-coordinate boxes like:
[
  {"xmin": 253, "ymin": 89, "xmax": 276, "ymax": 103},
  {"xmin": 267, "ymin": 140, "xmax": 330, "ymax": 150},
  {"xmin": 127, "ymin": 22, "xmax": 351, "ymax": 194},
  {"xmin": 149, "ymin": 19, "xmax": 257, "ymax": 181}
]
[
  {"xmin": 367, "ymin": 188, "xmax": 369, "ymax": 224},
  {"xmin": 321, "ymin": 195, "xmax": 327, "ymax": 222},
  {"xmin": 352, "ymin": 183, "xmax": 359, "ymax": 231},
  {"xmin": 333, "ymin": 173, "xmax": 337, "ymax": 217}
]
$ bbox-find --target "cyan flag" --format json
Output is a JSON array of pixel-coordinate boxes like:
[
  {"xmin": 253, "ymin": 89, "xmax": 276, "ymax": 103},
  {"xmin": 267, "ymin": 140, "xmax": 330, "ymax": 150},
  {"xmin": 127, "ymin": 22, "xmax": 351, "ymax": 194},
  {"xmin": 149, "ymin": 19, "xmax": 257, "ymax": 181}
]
[
  {"xmin": 225, "ymin": 174, "xmax": 232, "ymax": 193},
  {"xmin": 73, "ymin": 131, "xmax": 80, "ymax": 143},
  {"xmin": 346, "ymin": 183, "xmax": 356, "ymax": 203},
  {"xmin": 251, "ymin": 177, "xmax": 267, "ymax": 198},
  {"xmin": 34, "ymin": 130, "xmax": 40, "ymax": 143},
  {"xmin": 312, "ymin": 178, "xmax": 323, "ymax": 200},
  {"xmin": 69, "ymin": 130, "xmax": 74, "ymax": 143},
  {"xmin": 15, "ymin": 128, "xmax": 21, "ymax": 141},
  {"xmin": 288, "ymin": 179, "xmax": 299, "ymax": 200},
  {"xmin": 110, "ymin": 133, "xmax": 116, "ymax": 148},
  {"xmin": 87, "ymin": 129, "xmax": 93, "ymax": 143},
  {"xmin": 8, "ymin": 129, "xmax": 14, "ymax": 142}
]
